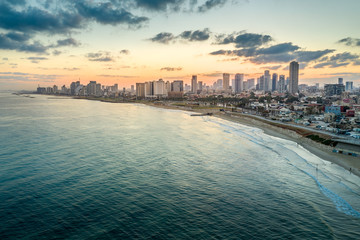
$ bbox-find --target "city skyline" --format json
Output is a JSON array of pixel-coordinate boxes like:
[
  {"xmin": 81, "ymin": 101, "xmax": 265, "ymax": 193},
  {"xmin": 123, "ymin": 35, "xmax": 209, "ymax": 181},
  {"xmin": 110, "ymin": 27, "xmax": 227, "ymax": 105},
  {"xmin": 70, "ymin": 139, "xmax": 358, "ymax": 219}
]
[{"xmin": 1, "ymin": 0, "xmax": 360, "ymax": 90}]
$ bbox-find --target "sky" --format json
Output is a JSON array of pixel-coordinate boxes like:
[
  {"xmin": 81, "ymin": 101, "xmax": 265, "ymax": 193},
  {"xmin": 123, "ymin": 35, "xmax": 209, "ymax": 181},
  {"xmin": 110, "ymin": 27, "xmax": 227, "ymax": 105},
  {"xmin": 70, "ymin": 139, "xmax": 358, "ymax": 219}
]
[{"xmin": 1, "ymin": 0, "xmax": 360, "ymax": 90}]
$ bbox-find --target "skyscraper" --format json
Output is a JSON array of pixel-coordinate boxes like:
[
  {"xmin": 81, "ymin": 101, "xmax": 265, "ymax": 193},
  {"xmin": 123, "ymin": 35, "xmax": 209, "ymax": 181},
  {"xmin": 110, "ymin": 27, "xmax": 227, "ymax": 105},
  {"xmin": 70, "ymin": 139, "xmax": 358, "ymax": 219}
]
[
  {"xmin": 247, "ymin": 78, "xmax": 255, "ymax": 89},
  {"xmin": 345, "ymin": 81, "xmax": 353, "ymax": 92},
  {"xmin": 136, "ymin": 83, "xmax": 145, "ymax": 98},
  {"xmin": 234, "ymin": 73, "xmax": 244, "ymax": 93},
  {"xmin": 278, "ymin": 75, "xmax": 285, "ymax": 93},
  {"xmin": 198, "ymin": 81, "xmax": 203, "ymax": 92},
  {"xmin": 154, "ymin": 79, "xmax": 166, "ymax": 97},
  {"xmin": 171, "ymin": 80, "xmax": 184, "ymax": 92},
  {"xmin": 338, "ymin": 78, "xmax": 344, "ymax": 85},
  {"xmin": 272, "ymin": 73, "xmax": 278, "ymax": 92},
  {"xmin": 223, "ymin": 73, "xmax": 230, "ymax": 91},
  {"xmin": 289, "ymin": 61, "xmax": 299, "ymax": 94},
  {"xmin": 191, "ymin": 75, "xmax": 197, "ymax": 93},
  {"xmin": 324, "ymin": 84, "xmax": 345, "ymax": 96},
  {"xmin": 264, "ymin": 70, "xmax": 271, "ymax": 91},
  {"xmin": 259, "ymin": 75, "xmax": 265, "ymax": 91}
]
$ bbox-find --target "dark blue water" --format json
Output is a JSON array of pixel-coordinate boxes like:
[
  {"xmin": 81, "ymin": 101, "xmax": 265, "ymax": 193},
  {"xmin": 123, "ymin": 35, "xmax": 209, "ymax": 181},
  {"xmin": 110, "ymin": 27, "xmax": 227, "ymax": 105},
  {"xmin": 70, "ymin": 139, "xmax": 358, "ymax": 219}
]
[{"xmin": 1, "ymin": 93, "xmax": 360, "ymax": 239}]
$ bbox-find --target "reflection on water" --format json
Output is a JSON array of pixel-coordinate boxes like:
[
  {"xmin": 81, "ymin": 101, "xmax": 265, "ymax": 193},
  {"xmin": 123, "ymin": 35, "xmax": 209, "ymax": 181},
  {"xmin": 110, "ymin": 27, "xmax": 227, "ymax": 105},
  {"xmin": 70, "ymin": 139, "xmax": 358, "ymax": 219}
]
[{"xmin": 0, "ymin": 93, "xmax": 359, "ymax": 239}]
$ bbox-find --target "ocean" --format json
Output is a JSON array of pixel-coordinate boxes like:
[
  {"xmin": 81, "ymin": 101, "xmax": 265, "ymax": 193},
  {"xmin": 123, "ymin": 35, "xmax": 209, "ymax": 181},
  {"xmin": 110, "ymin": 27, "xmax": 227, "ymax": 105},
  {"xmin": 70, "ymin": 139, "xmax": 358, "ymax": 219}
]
[{"xmin": 0, "ymin": 92, "xmax": 359, "ymax": 239}]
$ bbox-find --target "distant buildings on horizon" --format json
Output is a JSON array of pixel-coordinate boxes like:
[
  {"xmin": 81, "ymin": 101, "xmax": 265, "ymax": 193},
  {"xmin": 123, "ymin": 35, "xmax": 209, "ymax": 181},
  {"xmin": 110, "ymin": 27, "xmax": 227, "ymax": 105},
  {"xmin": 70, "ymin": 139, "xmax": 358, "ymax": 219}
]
[{"xmin": 37, "ymin": 61, "xmax": 355, "ymax": 98}]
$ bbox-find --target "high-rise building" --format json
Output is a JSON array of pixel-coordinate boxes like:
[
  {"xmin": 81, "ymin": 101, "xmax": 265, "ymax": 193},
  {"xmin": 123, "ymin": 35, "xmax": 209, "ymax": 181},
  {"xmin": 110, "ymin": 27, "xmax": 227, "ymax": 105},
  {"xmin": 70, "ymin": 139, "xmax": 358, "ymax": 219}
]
[
  {"xmin": 171, "ymin": 80, "xmax": 184, "ymax": 92},
  {"xmin": 145, "ymin": 81, "xmax": 154, "ymax": 97},
  {"xmin": 259, "ymin": 75, "xmax": 265, "ymax": 91},
  {"xmin": 96, "ymin": 83, "xmax": 102, "ymax": 96},
  {"xmin": 136, "ymin": 83, "xmax": 145, "ymax": 98},
  {"xmin": 223, "ymin": 73, "xmax": 230, "ymax": 91},
  {"xmin": 247, "ymin": 79, "xmax": 255, "ymax": 90},
  {"xmin": 198, "ymin": 81, "xmax": 203, "ymax": 92},
  {"xmin": 61, "ymin": 85, "xmax": 67, "ymax": 94},
  {"xmin": 168, "ymin": 80, "xmax": 184, "ymax": 98},
  {"xmin": 70, "ymin": 82, "xmax": 76, "ymax": 95},
  {"xmin": 264, "ymin": 70, "xmax": 271, "ymax": 91},
  {"xmin": 324, "ymin": 84, "xmax": 345, "ymax": 96},
  {"xmin": 243, "ymin": 81, "xmax": 248, "ymax": 90},
  {"xmin": 278, "ymin": 75, "xmax": 285, "ymax": 93},
  {"xmin": 272, "ymin": 73, "xmax": 278, "ymax": 91},
  {"xmin": 289, "ymin": 61, "xmax": 299, "ymax": 94},
  {"xmin": 345, "ymin": 81, "xmax": 353, "ymax": 92},
  {"xmin": 338, "ymin": 78, "xmax": 344, "ymax": 85},
  {"xmin": 216, "ymin": 79, "xmax": 223, "ymax": 90},
  {"xmin": 191, "ymin": 75, "xmax": 197, "ymax": 93},
  {"xmin": 154, "ymin": 79, "xmax": 166, "ymax": 97},
  {"xmin": 234, "ymin": 73, "xmax": 244, "ymax": 93},
  {"xmin": 87, "ymin": 81, "xmax": 97, "ymax": 96}
]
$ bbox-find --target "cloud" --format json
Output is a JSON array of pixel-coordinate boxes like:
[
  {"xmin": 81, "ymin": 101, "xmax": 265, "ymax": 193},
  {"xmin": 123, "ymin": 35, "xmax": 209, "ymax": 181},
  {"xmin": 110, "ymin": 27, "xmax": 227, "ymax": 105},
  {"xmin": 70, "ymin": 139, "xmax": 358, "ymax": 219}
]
[
  {"xmin": 150, "ymin": 28, "xmax": 212, "ymax": 44},
  {"xmin": 27, "ymin": 56, "xmax": 48, "ymax": 63},
  {"xmin": 320, "ymin": 72, "xmax": 360, "ymax": 77},
  {"xmin": 0, "ymin": 72, "xmax": 28, "ymax": 75},
  {"xmin": 148, "ymin": 32, "xmax": 176, "ymax": 44},
  {"xmin": 55, "ymin": 37, "xmax": 81, "ymax": 47},
  {"xmin": 98, "ymin": 74, "xmax": 137, "ymax": 78},
  {"xmin": 64, "ymin": 67, "xmax": 80, "ymax": 71},
  {"xmin": 329, "ymin": 52, "xmax": 359, "ymax": 62},
  {"xmin": 313, "ymin": 62, "xmax": 349, "ymax": 69},
  {"xmin": 200, "ymin": 71, "xmax": 222, "ymax": 77},
  {"xmin": 256, "ymin": 43, "xmax": 300, "ymax": 55},
  {"xmin": 3, "ymin": 0, "xmax": 26, "ymax": 6},
  {"xmin": 133, "ymin": 0, "xmax": 186, "ymax": 11},
  {"xmin": 0, "ymin": 72, "xmax": 60, "ymax": 82},
  {"xmin": 27, "ymin": 57, "xmax": 48, "ymax": 60},
  {"xmin": 74, "ymin": 1, "xmax": 148, "ymax": 27},
  {"xmin": 0, "ymin": 32, "xmax": 81, "ymax": 53},
  {"xmin": 210, "ymin": 44, "xmax": 334, "ymax": 65},
  {"xmin": 119, "ymin": 49, "xmax": 130, "ymax": 54},
  {"xmin": 131, "ymin": 0, "xmax": 232, "ymax": 12},
  {"xmin": 86, "ymin": 51, "xmax": 114, "ymax": 62},
  {"xmin": 198, "ymin": 0, "xmax": 227, "ymax": 12},
  {"xmin": 0, "ymin": 1, "xmax": 149, "ymax": 39},
  {"xmin": 3, "ymin": 57, "xmax": 8, "ymax": 60},
  {"xmin": 0, "ymin": 0, "xmax": 234, "ymax": 37},
  {"xmin": 160, "ymin": 67, "xmax": 182, "ymax": 71},
  {"xmin": 5, "ymin": 32, "xmax": 31, "ymax": 42},
  {"xmin": 261, "ymin": 65, "xmax": 282, "ymax": 70},
  {"xmin": 52, "ymin": 50, "xmax": 62, "ymax": 55},
  {"xmin": 209, "ymin": 49, "xmax": 230, "ymax": 55},
  {"xmin": 0, "ymin": 2, "xmax": 83, "ymax": 34},
  {"xmin": 0, "ymin": 32, "xmax": 48, "ymax": 53},
  {"xmin": 312, "ymin": 52, "xmax": 360, "ymax": 69},
  {"xmin": 296, "ymin": 50, "xmax": 335, "ymax": 62},
  {"xmin": 215, "ymin": 32, "xmax": 273, "ymax": 48},
  {"xmin": 337, "ymin": 37, "xmax": 360, "ymax": 47},
  {"xmin": 219, "ymin": 57, "xmax": 240, "ymax": 62},
  {"xmin": 179, "ymin": 28, "xmax": 210, "ymax": 41}
]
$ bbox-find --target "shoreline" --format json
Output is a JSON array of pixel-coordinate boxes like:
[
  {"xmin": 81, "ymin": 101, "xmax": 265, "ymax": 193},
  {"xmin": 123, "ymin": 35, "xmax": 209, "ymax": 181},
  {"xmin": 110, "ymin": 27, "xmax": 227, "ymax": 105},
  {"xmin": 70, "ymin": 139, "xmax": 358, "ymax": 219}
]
[
  {"xmin": 28, "ymin": 94, "xmax": 360, "ymax": 177},
  {"xmin": 143, "ymin": 101, "xmax": 360, "ymax": 178}
]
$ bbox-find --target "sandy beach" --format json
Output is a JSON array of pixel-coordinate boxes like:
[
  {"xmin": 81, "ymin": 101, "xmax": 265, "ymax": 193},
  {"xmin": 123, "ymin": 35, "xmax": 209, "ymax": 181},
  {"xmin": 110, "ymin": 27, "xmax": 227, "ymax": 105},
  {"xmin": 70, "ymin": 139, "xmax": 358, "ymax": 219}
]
[{"xmin": 144, "ymin": 101, "xmax": 360, "ymax": 178}]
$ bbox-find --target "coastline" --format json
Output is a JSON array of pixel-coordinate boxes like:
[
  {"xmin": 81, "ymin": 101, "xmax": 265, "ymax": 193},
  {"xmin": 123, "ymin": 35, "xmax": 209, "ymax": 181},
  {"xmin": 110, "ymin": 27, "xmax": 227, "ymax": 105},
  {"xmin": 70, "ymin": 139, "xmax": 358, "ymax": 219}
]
[
  {"xmin": 143, "ymin": 101, "xmax": 360, "ymax": 178},
  {"xmin": 28, "ymin": 94, "xmax": 360, "ymax": 177}
]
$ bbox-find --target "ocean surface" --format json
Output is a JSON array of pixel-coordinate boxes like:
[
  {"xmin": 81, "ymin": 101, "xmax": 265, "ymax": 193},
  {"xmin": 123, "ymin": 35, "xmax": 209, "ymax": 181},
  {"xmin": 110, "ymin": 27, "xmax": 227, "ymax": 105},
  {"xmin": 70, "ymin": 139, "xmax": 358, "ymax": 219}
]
[{"xmin": 0, "ymin": 92, "xmax": 360, "ymax": 239}]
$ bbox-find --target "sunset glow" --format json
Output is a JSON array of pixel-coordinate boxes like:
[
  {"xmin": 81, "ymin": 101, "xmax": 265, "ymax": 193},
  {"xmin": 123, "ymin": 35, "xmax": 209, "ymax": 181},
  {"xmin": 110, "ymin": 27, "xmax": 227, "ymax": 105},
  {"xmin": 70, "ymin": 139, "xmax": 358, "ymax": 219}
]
[{"xmin": 1, "ymin": 0, "xmax": 360, "ymax": 90}]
